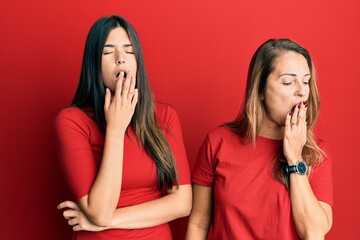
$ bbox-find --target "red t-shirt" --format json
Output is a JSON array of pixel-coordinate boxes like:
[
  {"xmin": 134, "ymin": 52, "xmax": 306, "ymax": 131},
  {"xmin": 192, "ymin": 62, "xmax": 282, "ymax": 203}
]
[
  {"xmin": 54, "ymin": 103, "xmax": 191, "ymax": 240},
  {"xmin": 192, "ymin": 126, "xmax": 333, "ymax": 240}
]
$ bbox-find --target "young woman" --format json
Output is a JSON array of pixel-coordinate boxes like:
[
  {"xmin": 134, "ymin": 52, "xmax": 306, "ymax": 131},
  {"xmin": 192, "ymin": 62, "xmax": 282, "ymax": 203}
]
[
  {"xmin": 54, "ymin": 15, "xmax": 192, "ymax": 240},
  {"xmin": 186, "ymin": 39, "xmax": 333, "ymax": 240}
]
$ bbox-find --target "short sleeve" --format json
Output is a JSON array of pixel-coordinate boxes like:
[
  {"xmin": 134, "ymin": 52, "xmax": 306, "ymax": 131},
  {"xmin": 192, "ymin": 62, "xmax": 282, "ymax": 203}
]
[
  {"xmin": 191, "ymin": 135, "xmax": 215, "ymax": 187},
  {"xmin": 53, "ymin": 108, "xmax": 98, "ymax": 201},
  {"xmin": 156, "ymin": 104, "xmax": 191, "ymax": 185},
  {"xmin": 309, "ymin": 141, "xmax": 334, "ymax": 207}
]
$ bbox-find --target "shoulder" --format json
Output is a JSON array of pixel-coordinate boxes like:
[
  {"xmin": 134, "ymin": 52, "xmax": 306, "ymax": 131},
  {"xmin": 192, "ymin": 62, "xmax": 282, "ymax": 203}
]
[
  {"xmin": 54, "ymin": 106, "xmax": 96, "ymax": 131},
  {"xmin": 201, "ymin": 126, "xmax": 244, "ymax": 152},
  {"xmin": 310, "ymin": 139, "xmax": 332, "ymax": 174},
  {"xmin": 155, "ymin": 102, "xmax": 176, "ymax": 117},
  {"xmin": 56, "ymin": 106, "xmax": 86, "ymax": 118},
  {"xmin": 317, "ymin": 139, "xmax": 330, "ymax": 154},
  {"xmin": 206, "ymin": 125, "xmax": 242, "ymax": 142},
  {"xmin": 154, "ymin": 102, "xmax": 179, "ymax": 128},
  {"xmin": 314, "ymin": 138, "xmax": 331, "ymax": 163},
  {"xmin": 55, "ymin": 107, "xmax": 91, "ymax": 122}
]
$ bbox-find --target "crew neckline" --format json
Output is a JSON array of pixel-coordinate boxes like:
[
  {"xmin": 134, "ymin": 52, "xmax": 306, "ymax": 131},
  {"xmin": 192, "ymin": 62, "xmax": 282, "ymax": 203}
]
[{"xmin": 256, "ymin": 135, "xmax": 283, "ymax": 143}]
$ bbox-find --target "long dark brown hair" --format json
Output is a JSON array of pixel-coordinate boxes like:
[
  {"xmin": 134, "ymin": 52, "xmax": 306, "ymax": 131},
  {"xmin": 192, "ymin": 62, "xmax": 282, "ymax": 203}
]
[
  {"xmin": 226, "ymin": 38, "xmax": 324, "ymax": 188},
  {"xmin": 72, "ymin": 15, "xmax": 178, "ymax": 190}
]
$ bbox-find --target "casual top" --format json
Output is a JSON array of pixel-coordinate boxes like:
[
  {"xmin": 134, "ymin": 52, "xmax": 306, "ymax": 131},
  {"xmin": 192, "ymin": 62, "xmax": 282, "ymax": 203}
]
[
  {"xmin": 54, "ymin": 103, "xmax": 191, "ymax": 240},
  {"xmin": 192, "ymin": 126, "xmax": 333, "ymax": 240}
]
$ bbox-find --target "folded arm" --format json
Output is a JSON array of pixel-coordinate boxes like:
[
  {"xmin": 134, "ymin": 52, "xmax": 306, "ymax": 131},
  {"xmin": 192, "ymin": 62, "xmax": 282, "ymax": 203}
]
[
  {"xmin": 57, "ymin": 75, "xmax": 138, "ymax": 227},
  {"xmin": 59, "ymin": 184, "xmax": 192, "ymax": 231}
]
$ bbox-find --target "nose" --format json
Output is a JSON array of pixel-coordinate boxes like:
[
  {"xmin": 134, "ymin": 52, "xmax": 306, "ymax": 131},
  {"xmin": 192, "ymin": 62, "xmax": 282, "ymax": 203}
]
[
  {"xmin": 295, "ymin": 81, "xmax": 306, "ymax": 97},
  {"xmin": 115, "ymin": 52, "xmax": 125, "ymax": 65}
]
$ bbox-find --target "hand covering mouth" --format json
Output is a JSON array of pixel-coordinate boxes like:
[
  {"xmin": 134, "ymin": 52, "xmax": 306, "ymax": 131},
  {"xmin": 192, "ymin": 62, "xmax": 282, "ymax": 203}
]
[
  {"xmin": 115, "ymin": 71, "xmax": 127, "ymax": 81},
  {"xmin": 290, "ymin": 101, "xmax": 307, "ymax": 113}
]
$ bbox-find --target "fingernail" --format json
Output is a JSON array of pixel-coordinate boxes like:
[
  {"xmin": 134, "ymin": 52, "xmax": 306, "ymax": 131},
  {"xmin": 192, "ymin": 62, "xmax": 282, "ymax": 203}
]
[
  {"xmin": 289, "ymin": 112, "xmax": 293, "ymax": 116},
  {"xmin": 298, "ymin": 103, "xmax": 301, "ymax": 109}
]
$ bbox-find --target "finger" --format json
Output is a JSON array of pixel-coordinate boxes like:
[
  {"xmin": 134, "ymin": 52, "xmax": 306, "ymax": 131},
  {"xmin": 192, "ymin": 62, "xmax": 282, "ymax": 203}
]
[
  {"xmin": 63, "ymin": 209, "xmax": 78, "ymax": 220},
  {"xmin": 131, "ymin": 89, "xmax": 139, "ymax": 107},
  {"xmin": 57, "ymin": 201, "xmax": 78, "ymax": 210},
  {"xmin": 104, "ymin": 88, "xmax": 111, "ymax": 111},
  {"xmin": 121, "ymin": 71, "xmax": 132, "ymax": 99},
  {"xmin": 114, "ymin": 72, "xmax": 124, "ymax": 102},
  {"xmin": 285, "ymin": 111, "xmax": 292, "ymax": 131},
  {"xmin": 127, "ymin": 76, "xmax": 136, "ymax": 100},
  {"xmin": 297, "ymin": 101, "xmax": 307, "ymax": 124},
  {"xmin": 68, "ymin": 217, "xmax": 78, "ymax": 226},
  {"xmin": 291, "ymin": 103, "xmax": 301, "ymax": 125},
  {"xmin": 73, "ymin": 225, "xmax": 82, "ymax": 231}
]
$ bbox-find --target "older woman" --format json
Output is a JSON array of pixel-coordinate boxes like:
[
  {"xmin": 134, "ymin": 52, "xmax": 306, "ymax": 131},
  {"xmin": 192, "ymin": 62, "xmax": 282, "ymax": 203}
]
[{"xmin": 186, "ymin": 39, "xmax": 333, "ymax": 240}]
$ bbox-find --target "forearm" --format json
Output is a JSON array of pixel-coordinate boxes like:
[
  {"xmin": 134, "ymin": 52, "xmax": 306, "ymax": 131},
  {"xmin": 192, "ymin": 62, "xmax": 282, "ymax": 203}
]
[
  {"xmin": 185, "ymin": 184, "xmax": 212, "ymax": 240},
  {"xmin": 82, "ymin": 132, "xmax": 125, "ymax": 226},
  {"xmin": 290, "ymin": 174, "xmax": 332, "ymax": 239},
  {"xmin": 108, "ymin": 184, "xmax": 192, "ymax": 229},
  {"xmin": 185, "ymin": 221, "xmax": 210, "ymax": 240}
]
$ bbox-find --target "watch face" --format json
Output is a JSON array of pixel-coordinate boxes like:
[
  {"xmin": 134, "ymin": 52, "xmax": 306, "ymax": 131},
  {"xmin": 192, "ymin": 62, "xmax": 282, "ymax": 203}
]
[{"xmin": 297, "ymin": 161, "xmax": 308, "ymax": 175}]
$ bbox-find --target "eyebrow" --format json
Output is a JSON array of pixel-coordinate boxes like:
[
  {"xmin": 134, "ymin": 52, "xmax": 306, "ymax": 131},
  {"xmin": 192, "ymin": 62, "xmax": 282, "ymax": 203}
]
[
  {"xmin": 279, "ymin": 73, "xmax": 311, "ymax": 78},
  {"xmin": 103, "ymin": 43, "xmax": 133, "ymax": 48}
]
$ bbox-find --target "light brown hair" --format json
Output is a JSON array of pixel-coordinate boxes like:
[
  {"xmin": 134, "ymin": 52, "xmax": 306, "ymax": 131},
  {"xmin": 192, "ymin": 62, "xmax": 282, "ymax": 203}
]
[{"xmin": 226, "ymin": 38, "xmax": 324, "ymax": 188}]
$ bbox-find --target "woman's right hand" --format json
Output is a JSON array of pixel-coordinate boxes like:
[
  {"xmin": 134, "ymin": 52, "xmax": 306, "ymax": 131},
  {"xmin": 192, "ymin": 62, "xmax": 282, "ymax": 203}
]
[
  {"xmin": 58, "ymin": 200, "xmax": 108, "ymax": 232},
  {"xmin": 283, "ymin": 101, "xmax": 307, "ymax": 165},
  {"xmin": 104, "ymin": 71, "xmax": 138, "ymax": 135}
]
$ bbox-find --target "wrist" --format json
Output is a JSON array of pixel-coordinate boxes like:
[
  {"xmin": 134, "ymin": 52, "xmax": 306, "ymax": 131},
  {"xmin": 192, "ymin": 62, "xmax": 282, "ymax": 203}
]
[
  {"xmin": 106, "ymin": 128, "xmax": 126, "ymax": 139},
  {"xmin": 285, "ymin": 161, "xmax": 308, "ymax": 175},
  {"xmin": 286, "ymin": 155, "xmax": 302, "ymax": 166}
]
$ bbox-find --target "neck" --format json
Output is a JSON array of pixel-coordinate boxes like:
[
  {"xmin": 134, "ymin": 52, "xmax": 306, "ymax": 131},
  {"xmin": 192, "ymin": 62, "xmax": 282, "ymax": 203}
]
[{"xmin": 258, "ymin": 117, "xmax": 284, "ymax": 140}]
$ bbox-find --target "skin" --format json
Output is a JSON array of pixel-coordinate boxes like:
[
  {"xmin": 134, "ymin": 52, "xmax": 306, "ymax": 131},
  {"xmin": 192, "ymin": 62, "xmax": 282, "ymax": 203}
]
[
  {"xmin": 57, "ymin": 27, "xmax": 192, "ymax": 231},
  {"xmin": 101, "ymin": 27, "xmax": 137, "ymax": 92},
  {"xmin": 260, "ymin": 51, "xmax": 310, "ymax": 140},
  {"xmin": 57, "ymin": 27, "xmax": 139, "ymax": 227},
  {"xmin": 186, "ymin": 51, "xmax": 332, "ymax": 240}
]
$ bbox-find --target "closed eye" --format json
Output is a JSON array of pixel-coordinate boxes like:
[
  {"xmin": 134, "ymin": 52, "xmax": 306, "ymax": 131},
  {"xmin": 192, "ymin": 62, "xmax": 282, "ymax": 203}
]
[
  {"xmin": 103, "ymin": 52, "xmax": 114, "ymax": 55},
  {"xmin": 125, "ymin": 51, "xmax": 135, "ymax": 54}
]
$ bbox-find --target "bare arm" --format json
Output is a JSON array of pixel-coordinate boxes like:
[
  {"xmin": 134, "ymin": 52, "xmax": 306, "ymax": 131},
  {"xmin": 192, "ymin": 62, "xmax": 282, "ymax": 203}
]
[
  {"xmin": 185, "ymin": 184, "xmax": 213, "ymax": 240},
  {"xmin": 284, "ymin": 102, "xmax": 333, "ymax": 239},
  {"xmin": 289, "ymin": 175, "xmax": 333, "ymax": 240},
  {"xmin": 109, "ymin": 184, "xmax": 192, "ymax": 229},
  {"xmin": 59, "ymin": 184, "xmax": 192, "ymax": 231},
  {"xmin": 69, "ymin": 73, "xmax": 138, "ymax": 227}
]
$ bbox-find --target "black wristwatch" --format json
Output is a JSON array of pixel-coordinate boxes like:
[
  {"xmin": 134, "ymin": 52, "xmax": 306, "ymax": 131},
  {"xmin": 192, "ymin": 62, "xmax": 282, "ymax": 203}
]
[{"xmin": 285, "ymin": 161, "xmax": 308, "ymax": 175}]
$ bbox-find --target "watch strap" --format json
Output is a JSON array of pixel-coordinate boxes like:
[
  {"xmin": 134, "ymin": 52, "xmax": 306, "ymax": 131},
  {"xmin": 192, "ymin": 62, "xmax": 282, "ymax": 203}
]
[
  {"xmin": 285, "ymin": 161, "xmax": 308, "ymax": 175},
  {"xmin": 285, "ymin": 165, "xmax": 297, "ymax": 174}
]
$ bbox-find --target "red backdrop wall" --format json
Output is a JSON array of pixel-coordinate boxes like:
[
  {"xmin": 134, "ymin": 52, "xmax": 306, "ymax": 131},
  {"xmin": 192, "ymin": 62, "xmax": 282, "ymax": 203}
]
[{"xmin": 1, "ymin": 0, "xmax": 359, "ymax": 239}]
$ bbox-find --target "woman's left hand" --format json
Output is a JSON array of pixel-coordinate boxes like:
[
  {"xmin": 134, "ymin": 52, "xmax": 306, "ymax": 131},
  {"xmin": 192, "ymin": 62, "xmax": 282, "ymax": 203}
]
[
  {"xmin": 283, "ymin": 101, "xmax": 308, "ymax": 165},
  {"xmin": 57, "ymin": 201, "xmax": 108, "ymax": 232}
]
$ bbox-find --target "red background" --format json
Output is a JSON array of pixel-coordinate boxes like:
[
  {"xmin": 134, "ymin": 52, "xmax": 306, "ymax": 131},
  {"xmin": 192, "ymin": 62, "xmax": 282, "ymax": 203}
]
[{"xmin": 1, "ymin": 0, "xmax": 359, "ymax": 239}]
